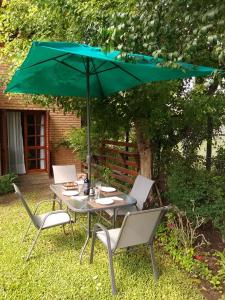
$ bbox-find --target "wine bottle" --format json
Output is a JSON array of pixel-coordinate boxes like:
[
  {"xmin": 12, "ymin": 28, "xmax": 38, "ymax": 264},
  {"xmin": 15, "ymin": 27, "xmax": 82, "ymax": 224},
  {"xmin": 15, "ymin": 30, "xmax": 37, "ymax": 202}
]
[{"xmin": 83, "ymin": 174, "xmax": 90, "ymax": 195}]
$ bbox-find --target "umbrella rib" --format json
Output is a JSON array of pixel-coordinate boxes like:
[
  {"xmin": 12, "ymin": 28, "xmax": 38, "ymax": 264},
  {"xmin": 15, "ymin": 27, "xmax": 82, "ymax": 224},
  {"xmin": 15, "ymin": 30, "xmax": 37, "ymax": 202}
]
[
  {"xmin": 20, "ymin": 53, "xmax": 70, "ymax": 70},
  {"xmin": 82, "ymin": 57, "xmax": 88, "ymax": 73},
  {"xmin": 92, "ymin": 60, "xmax": 107, "ymax": 72},
  {"xmin": 95, "ymin": 66, "xmax": 118, "ymax": 74},
  {"xmin": 111, "ymin": 62, "xmax": 142, "ymax": 82},
  {"xmin": 54, "ymin": 59, "xmax": 86, "ymax": 75},
  {"xmin": 90, "ymin": 58, "xmax": 105, "ymax": 98}
]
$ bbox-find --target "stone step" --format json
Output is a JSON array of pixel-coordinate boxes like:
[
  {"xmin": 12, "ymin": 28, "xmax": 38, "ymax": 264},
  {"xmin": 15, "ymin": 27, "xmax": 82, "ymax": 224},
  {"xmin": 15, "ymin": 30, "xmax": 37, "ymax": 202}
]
[{"xmin": 18, "ymin": 173, "xmax": 53, "ymax": 186}]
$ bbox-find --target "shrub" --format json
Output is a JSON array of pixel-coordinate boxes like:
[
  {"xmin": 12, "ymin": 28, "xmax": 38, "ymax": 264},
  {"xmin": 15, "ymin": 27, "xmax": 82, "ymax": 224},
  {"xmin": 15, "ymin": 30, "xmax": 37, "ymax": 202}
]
[
  {"xmin": 166, "ymin": 161, "xmax": 225, "ymax": 238},
  {"xmin": 65, "ymin": 127, "xmax": 102, "ymax": 161},
  {"xmin": 0, "ymin": 173, "xmax": 17, "ymax": 195},
  {"xmin": 156, "ymin": 211, "xmax": 224, "ymax": 291}
]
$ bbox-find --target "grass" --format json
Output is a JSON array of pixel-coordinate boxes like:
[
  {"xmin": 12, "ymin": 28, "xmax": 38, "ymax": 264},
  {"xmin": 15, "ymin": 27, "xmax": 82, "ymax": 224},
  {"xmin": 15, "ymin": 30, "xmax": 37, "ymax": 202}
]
[{"xmin": 0, "ymin": 191, "xmax": 205, "ymax": 300}]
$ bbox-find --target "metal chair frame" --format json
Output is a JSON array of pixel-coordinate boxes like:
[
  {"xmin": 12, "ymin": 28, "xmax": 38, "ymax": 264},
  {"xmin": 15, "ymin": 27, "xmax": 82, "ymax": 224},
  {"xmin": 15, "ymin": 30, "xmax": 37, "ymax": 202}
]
[
  {"xmin": 13, "ymin": 183, "xmax": 75, "ymax": 261},
  {"xmin": 105, "ymin": 175, "xmax": 155, "ymax": 222},
  {"xmin": 90, "ymin": 207, "xmax": 170, "ymax": 295}
]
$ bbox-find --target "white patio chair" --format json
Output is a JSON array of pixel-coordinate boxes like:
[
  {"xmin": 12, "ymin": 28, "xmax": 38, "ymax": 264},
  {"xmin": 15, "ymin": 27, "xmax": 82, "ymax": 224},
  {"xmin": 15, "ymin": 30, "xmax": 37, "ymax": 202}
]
[
  {"xmin": 105, "ymin": 175, "xmax": 155, "ymax": 219},
  {"xmin": 90, "ymin": 206, "xmax": 170, "ymax": 295},
  {"xmin": 52, "ymin": 164, "xmax": 77, "ymax": 210},
  {"xmin": 13, "ymin": 183, "xmax": 75, "ymax": 261},
  {"xmin": 52, "ymin": 164, "xmax": 77, "ymax": 184}
]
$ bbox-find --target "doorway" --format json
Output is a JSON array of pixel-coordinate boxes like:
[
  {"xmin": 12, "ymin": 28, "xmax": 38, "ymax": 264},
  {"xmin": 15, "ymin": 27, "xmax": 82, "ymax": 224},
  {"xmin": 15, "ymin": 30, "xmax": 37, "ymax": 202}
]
[
  {"xmin": 23, "ymin": 111, "xmax": 48, "ymax": 172},
  {"xmin": 0, "ymin": 110, "xmax": 49, "ymax": 175}
]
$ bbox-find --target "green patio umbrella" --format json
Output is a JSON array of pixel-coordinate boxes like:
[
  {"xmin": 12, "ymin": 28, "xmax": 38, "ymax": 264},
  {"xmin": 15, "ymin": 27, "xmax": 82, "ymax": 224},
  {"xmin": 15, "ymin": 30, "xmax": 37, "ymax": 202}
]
[{"xmin": 6, "ymin": 41, "xmax": 215, "ymax": 180}]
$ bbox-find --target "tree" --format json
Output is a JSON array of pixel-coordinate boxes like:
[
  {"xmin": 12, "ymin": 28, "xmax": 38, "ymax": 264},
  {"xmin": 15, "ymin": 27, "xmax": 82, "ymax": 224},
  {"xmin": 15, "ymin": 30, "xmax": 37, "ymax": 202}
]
[{"xmin": 102, "ymin": 0, "xmax": 225, "ymax": 175}]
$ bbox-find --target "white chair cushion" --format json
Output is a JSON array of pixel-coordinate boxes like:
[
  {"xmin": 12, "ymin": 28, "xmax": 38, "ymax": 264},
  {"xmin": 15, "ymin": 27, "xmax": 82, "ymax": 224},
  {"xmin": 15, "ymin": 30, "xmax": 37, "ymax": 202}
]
[
  {"xmin": 35, "ymin": 211, "xmax": 71, "ymax": 229},
  {"xmin": 97, "ymin": 228, "xmax": 121, "ymax": 251}
]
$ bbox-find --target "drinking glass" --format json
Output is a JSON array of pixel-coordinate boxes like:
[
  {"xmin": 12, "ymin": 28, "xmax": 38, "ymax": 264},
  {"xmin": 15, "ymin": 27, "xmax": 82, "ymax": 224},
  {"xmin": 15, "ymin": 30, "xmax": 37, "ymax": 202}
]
[
  {"xmin": 78, "ymin": 183, "xmax": 84, "ymax": 194},
  {"xmin": 95, "ymin": 182, "xmax": 102, "ymax": 199}
]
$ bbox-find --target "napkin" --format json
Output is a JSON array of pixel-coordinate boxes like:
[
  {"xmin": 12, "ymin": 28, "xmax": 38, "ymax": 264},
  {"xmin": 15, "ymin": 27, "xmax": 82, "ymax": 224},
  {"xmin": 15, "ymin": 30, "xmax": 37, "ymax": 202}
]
[{"xmin": 111, "ymin": 196, "xmax": 124, "ymax": 201}]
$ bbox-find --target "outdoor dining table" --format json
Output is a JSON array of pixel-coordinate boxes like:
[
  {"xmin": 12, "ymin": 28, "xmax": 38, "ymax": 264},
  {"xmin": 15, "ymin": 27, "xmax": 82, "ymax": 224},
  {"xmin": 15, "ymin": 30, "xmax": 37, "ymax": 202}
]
[{"xmin": 50, "ymin": 184, "xmax": 137, "ymax": 262}]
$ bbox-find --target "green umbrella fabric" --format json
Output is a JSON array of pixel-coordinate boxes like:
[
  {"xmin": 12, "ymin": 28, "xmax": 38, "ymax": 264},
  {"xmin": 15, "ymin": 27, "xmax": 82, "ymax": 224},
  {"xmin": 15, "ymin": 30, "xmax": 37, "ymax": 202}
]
[{"xmin": 6, "ymin": 41, "xmax": 215, "ymax": 97}]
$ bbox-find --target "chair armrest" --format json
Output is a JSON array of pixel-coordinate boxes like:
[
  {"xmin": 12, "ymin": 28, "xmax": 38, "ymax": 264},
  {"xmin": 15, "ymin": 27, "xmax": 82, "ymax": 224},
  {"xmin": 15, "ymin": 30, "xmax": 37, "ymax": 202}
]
[
  {"xmin": 39, "ymin": 210, "xmax": 71, "ymax": 228},
  {"xmin": 93, "ymin": 223, "xmax": 112, "ymax": 251},
  {"xmin": 93, "ymin": 223, "xmax": 109, "ymax": 233},
  {"xmin": 33, "ymin": 199, "xmax": 61, "ymax": 215}
]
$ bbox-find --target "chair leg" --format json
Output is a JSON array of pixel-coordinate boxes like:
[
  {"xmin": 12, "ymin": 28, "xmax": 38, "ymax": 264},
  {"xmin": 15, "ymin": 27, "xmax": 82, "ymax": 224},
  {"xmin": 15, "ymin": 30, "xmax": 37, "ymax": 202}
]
[
  {"xmin": 62, "ymin": 224, "xmax": 67, "ymax": 235},
  {"xmin": 21, "ymin": 221, "xmax": 32, "ymax": 242},
  {"xmin": 149, "ymin": 243, "xmax": 158, "ymax": 281},
  {"xmin": 89, "ymin": 232, "xmax": 96, "ymax": 264},
  {"xmin": 107, "ymin": 248, "xmax": 117, "ymax": 295},
  {"xmin": 52, "ymin": 194, "xmax": 56, "ymax": 211},
  {"xmin": 69, "ymin": 219, "xmax": 75, "ymax": 248},
  {"xmin": 74, "ymin": 212, "xmax": 77, "ymax": 223},
  {"xmin": 26, "ymin": 228, "xmax": 42, "ymax": 261}
]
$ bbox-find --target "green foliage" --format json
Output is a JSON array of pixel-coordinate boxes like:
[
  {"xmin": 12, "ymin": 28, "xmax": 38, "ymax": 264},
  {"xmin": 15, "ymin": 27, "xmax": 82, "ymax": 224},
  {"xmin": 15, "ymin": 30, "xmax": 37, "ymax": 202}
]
[
  {"xmin": 65, "ymin": 127, "xmax": 88, "ymax": 160},
  {"xmin": 98, "ymin": 166, "xmax": 112, "ymax": 185},
  {"xmin": 157, "ymin": 214, "xmax": 225, "ymax": 291},
  {"xmin": 157, "ymin": 222, "xmax": 197, "ymax": 273},
  {"xmin": 0, "ymin": 173, "xmax": 17, "ymax": 195},
  {"xmin": 65, "ymin": 123, "xmax": 125, "ymax": 161},
  {"xmin": 166, "ymin": 159, "xmax": 225, "ymax": 238},
  {"xmin": 0, "ymin": 191, "xmax": 204, "ymax": 300},
  {"xmin": 105, "ymin": 0, "xmax": 225, "ymax": 66},
  {"xmin": 214, "ymin": 146, "xmax": 225, "ymax": 174},
  {"xmin": 213, "ymin": 250, "xmax": 225, "ymax": 286}
]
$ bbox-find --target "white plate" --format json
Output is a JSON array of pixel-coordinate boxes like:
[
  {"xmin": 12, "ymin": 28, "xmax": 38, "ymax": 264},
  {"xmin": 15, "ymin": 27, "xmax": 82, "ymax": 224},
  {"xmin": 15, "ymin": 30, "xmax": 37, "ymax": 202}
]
[
  {"xmin": 95, "ymin": 198, "xmax": 114, "ymax": 205},
  {"xmin": 62, "ymin": 190, "xmax": 79, "ymax": 196},
  {"xmin": 101, "ymin": 187, "xmax": 116, "ymax": 193},
  {"xmin": 71, "ymin": 195, "xmax": 88, "ymax": 201}
]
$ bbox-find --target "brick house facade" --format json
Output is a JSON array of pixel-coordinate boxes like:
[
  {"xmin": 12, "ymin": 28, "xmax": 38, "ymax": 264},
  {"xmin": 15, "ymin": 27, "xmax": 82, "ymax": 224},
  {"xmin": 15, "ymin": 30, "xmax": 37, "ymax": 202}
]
[{"xmin": 0, "ymin": 63, "xmax": 81, "ymax": 176}]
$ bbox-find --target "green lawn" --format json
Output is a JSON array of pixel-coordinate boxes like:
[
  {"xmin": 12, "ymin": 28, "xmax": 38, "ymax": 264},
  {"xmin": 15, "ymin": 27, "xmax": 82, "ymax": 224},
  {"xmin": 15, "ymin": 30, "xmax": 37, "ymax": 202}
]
[{"xmin": 0, "ymin": 191, "xmax": 204, "ymax": 300}]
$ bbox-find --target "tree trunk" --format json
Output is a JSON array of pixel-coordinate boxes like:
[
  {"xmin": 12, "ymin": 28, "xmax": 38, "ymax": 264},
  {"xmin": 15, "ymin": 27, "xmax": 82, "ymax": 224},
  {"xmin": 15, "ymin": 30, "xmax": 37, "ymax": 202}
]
[{"xmin": 135, "ymin": 121, "xmax": 153, "ymax": 178}]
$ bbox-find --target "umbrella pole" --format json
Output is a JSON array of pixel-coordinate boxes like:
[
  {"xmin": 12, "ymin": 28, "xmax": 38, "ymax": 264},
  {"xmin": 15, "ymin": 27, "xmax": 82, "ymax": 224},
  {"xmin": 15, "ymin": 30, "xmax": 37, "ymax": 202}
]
[{"xmin": 86, "ymin": 57, "xmax": 91, "ymax": 182}]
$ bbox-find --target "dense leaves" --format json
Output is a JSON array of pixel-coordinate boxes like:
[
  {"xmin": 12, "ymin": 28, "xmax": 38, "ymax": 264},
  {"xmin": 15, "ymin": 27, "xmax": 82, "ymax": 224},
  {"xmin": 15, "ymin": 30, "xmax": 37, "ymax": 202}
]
[
  {"xmin": 166, "ymin": 156, "xmax": 225, "ymax": 237},
  {"xmin": 105, "ymin": 0, "xmax": 225, "ymax": 67},
  {"xmin": 0, "ymin": 173, "xmax": 17, "ymax": 195}
]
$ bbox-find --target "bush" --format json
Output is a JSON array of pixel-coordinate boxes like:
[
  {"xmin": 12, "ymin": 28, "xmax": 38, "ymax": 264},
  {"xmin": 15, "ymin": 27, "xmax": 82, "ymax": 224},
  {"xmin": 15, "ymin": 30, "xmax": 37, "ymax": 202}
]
[
  {"xmin": 65, "ymin": 127, "xmax": 87, "ymax": 160},
  {"xmin": 156, "ymin": 215, "xmax": 224, "ymax": 291},
  {"xmin": 0, "ymin": 173, "xmax": 17, "ymax": 195},
  {"xmin": 65, "ymin": 127, "xmax": 102, "ymax": 161},
  {"xmin": 166, "ymin": 162, "xmax": 225, "ymax": 238}
]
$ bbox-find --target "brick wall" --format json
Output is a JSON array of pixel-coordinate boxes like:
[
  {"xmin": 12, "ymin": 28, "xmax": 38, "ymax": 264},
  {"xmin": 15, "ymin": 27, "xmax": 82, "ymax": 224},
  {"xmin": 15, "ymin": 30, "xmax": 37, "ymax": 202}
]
[
  {"xmin": 0, "ymin": 63, "xmax": 82, "ymax": 173},
  {"xmin": 49, "ymin": 111, "xmax": 81, "ymax": 172}
]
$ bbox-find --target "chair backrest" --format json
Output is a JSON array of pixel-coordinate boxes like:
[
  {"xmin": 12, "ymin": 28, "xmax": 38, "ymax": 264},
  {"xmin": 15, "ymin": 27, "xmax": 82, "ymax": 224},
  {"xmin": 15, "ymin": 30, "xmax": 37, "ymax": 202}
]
[
  {"xmin": 13, "ymin": 183, "xmax": 35, "ymax": 222},
  {"xmin": 129, "ymin": 175, "xmax": 154, "ymax": 210},
  {"xmin": 52, "ymin": 165, "xmax": 77, "ymax": 184},
  {"xmin": 115, "ymin": 207, "xmax": 169, "ymax": 250}
]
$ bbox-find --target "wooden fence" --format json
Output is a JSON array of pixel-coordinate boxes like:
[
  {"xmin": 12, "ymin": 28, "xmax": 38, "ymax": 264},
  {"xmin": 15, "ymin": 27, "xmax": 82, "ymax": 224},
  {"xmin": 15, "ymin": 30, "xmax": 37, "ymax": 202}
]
[{"xmin": 83, "ymin": 140, "xmax": 140, "ymax": 192}]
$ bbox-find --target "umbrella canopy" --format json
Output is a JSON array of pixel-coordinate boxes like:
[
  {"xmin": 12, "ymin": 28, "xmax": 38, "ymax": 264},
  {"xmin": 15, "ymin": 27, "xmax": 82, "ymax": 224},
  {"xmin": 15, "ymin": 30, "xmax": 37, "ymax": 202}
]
[
  {"xmin": 6, "ymin": 41, "xmax": 215, "ymax": 97},
  {"xmin": 6, "ymin": 41, "xmax": 215, "ymax": 180}
]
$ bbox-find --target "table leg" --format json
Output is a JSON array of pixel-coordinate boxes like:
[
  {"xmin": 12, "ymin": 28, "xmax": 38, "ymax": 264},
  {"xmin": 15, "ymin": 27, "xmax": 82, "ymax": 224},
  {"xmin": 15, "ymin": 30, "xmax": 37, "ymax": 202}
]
[
  {"xmin": 113, "ymin": 208, "xmax": 116, "ymax": 228},
  {"xmin": 79, "ymin": 212, "xmax": 91, "ymax": 264}
]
